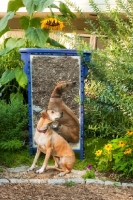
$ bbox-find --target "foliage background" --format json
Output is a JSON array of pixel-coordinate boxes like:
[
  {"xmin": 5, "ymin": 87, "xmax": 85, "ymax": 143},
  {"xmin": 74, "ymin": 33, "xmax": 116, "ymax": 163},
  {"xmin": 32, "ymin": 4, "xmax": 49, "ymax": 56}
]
[{"xmin": 73, "ymin": 0, "xmax": 133, "ymax": 139}]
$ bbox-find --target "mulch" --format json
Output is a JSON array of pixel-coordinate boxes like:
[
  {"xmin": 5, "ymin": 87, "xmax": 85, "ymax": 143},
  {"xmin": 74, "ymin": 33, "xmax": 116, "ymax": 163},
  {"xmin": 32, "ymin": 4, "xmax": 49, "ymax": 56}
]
[
  {"xmin": 0, "ymin": 167, "xmax": 133, "ymax": 200},
  {"xmin": 0, "ymin": 182, "xmax": 133, "ymax": 200}
]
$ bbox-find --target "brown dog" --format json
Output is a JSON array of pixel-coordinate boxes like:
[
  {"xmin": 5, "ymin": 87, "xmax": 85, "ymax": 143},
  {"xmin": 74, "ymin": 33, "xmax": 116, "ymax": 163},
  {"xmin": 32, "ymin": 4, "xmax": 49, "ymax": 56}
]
[
  {"xmin": 48, "ymin": 81, "xmax": 79, "ymax": 143},
  {"xmin": 28, "ymin": 110, "xmax": 75, "ymax": 176}
]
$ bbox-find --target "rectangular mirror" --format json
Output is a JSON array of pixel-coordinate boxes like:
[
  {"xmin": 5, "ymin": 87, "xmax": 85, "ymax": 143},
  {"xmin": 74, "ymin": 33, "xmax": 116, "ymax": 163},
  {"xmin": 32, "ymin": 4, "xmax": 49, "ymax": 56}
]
[{"xmin": 20, "ymin": 48, "xmax": 91, "ymax": 159}]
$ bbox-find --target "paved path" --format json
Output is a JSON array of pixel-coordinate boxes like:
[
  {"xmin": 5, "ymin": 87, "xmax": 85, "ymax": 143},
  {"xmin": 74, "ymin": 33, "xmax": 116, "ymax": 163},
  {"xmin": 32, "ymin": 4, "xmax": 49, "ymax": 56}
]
[{"xmin": 0, "ymin": 166, "xmax": 133, "ymax": 187}]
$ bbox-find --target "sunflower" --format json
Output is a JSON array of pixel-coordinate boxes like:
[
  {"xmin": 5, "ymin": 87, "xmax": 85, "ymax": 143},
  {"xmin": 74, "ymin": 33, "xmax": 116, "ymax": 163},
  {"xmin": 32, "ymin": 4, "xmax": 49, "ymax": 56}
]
[{"xmin": 41, "ymin": 17, "xmax": 64, "ymax": 31}]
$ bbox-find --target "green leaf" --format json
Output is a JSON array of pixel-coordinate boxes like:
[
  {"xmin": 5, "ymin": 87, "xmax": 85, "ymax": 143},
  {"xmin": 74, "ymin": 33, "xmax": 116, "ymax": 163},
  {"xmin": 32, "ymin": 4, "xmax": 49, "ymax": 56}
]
[
  {"xmin": 47, "ymin": 37, "xmax": 66, "ymax": 48},
  {"xmin": 20, "ymin": 16, "xmax": 30, "ymax": 29},
  {"xmin": 10, "ymin": 93, "xmax": 24, "ymax": 103},
  {"xmin": 25, "ymin": 27, "xmax": 49, "ymax": 47},
  {"xmin": 34, "ymin": 0, "xmax": 54, "ymax": 12},
  {"xmin": 0, "ymin": 38, "xmax": 25, "ymax": 56},
  {"xmin": 0, "ymin": 26, "xmax": 10, "ymax": 38},
  {"xmin": 3, "ymin": 37, "xmax": 11, "ymax": 48},
  {"xmin": 20, "ymin": 16, "xmax": 41, "ymax": 29},
  {"xmin": 0, "ymin": 48, "xmax": 11, "ymax": 56},
  {"xmin": 6, "ymin": 38, "xmax": 19, "ymax": 48},
  {"xmin": 0, "ymin": 69, "xmax": 15, "ymax": 85},
  {"xmin": 30, "ymin": 17, "xmax": 41, "ymax": 28},
  {"xmin": 0, "ymin": 12, "xmax": 14, "ymax": 32},
  {"xmin": 14, "ymin": 67, "xmax": 28, "ymax": 88},
  {"xmin": 50, "ymin": 3, "xmax": 59, "ymax": 9},
  {"xmin": 22, "ymin": 0, "xmax": 35, "ymax": 15},
  {"xmin": 15, "ymin": 38, "xmax": 25, "ymax": 47},
  {"xmin": 7, "ymin": 0, "xmax": 24, "ymax": 12},
  {"xmin": 59, "ymin": 2, "xmax": 76, "ymax": 19}
]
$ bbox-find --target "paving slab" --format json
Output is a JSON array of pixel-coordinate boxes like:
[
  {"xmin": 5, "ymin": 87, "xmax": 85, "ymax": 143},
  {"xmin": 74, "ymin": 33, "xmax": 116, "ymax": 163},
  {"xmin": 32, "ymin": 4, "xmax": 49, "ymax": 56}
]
[{"xmin": 0, "ymin": 179, "xmax": 9, "ymax": 184}]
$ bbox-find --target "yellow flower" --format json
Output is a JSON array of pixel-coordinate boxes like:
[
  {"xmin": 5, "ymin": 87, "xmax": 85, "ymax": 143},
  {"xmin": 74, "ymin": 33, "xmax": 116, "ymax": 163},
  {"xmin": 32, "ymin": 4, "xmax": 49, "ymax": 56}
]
[
  {"xmin": 104, "ymin": 144, "xmax": 112, "ymax": 152},
  {"xmin": 118, "ymin": 141, "xmax": 126, "ymax": 147},
  {"xmin": 126, "ymin": 130, "xmax": 133, "ymax": 136},
  {"xmin": 41, "ymin": 17, "xmax": 64, "ymax": 31},
  {"xmin": 95, "ymin": 150, "xmax": 102, "ymax": 157},
  {"xmin": 124, "ymin": 148, "xmax": 132, "ymax": 154}
]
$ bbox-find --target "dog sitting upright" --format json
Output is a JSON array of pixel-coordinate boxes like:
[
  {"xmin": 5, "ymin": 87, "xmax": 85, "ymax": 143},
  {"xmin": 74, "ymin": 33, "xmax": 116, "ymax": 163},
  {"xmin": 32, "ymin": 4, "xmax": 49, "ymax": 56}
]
[
  {"xmin": 28, "ymin": 110, "xmax": 75, "ymax": 176},
  {"xmin": 48, "ymin": 81, "xmax": 79, "ymax": 143}
]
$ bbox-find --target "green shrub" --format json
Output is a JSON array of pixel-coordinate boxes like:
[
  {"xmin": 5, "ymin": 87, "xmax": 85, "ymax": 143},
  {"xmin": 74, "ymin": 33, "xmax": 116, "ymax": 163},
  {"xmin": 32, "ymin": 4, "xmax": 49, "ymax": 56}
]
[
  {"xmin": 0, "ymin": 100, "xmax": 28, "ymax": 151},
  {"xmin": 67, "ymin": 0, "xmax": 133, "ymax": 138}
]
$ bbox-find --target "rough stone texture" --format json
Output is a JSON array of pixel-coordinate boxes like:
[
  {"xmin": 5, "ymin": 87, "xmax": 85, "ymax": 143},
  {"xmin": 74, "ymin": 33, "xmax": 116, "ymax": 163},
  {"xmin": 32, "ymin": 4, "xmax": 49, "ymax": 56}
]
[
  {"xmin": 86, "ymin": 179, "xmax": 104, "ymax": 185},
  {"xmin": 67, "ymin": 178, "xmax": 85, "ymax": 184},
  {"xmin": 28, "ymin": 179, "xmax": 47, "ymax": 183},
  {"xmin": 10, "ymin": 179, "xmax": 29, "ymax": 183},
  {"xmin": 0, "ymin": 178, "xmax": 9, "ymax": 184},
  {"xmin": 104, "ymin": 180, "xmax": 116, "ymax": 186},
  {"xmin": 122, "ymin": 183, "xmax": 133, "ymax": 187},
  {"xmin": 48, "ymin": 178, "xmax": 66, "ymax": 185}
]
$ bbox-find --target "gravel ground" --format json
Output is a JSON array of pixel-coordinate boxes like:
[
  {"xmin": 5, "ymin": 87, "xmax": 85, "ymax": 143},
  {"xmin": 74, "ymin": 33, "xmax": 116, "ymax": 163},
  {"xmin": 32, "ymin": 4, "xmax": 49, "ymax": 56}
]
[
  {"xmin": 0, "ymin": 167, "xmax": 133, "ymax": 200},
  {"xmin": 0, "ymin": 182, "xmax": 133, "ymax": 200}
]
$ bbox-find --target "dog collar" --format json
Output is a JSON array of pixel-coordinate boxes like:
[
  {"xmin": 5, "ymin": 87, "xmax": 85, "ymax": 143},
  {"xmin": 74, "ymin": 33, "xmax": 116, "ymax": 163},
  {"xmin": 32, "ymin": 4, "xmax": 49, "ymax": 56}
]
[{"xmin": 37, "ymin": 128, "xmax": 47, "ymax": 133}]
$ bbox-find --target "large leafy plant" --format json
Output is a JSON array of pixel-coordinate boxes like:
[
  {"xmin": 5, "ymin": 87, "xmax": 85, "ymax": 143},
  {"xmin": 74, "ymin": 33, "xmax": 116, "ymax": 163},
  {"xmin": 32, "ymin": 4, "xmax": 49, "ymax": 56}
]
[
  {"xmin": 67, "ymin": 0, "xmax": 133, "ymax": 138},
  {"xmin": 0, "ymin": 0, "xmax": 76, "ymax": 102}
]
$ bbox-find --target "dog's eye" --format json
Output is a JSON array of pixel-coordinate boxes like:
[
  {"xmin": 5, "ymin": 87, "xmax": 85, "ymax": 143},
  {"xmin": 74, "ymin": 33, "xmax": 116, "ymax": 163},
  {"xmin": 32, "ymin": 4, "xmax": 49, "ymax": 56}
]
[{"xmin": 51, "ymin": 110, "xmax": 54, "ymax": 113}]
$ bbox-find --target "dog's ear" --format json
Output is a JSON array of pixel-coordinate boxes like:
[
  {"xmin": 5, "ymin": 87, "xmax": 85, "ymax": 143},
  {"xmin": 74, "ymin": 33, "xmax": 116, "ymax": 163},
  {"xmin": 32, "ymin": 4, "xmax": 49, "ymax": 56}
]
[
  {"xmin": 41, "ymin": 110, "xmax": 49, "ymax": 119},
  {"xmin": 56, "ymin": 81, "xmax": 66, "ymax": 85},
  {"xmin": 41, "ymin": 110, "xmax": 52, "ymax": 124}
]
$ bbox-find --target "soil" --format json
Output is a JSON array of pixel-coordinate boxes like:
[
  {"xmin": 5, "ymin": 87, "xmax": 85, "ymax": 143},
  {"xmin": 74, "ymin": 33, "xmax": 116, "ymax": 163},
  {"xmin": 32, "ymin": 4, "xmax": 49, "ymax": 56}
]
[{"xmin": 0, "ymin": 167, "xmax": 133, "ymax": 200}]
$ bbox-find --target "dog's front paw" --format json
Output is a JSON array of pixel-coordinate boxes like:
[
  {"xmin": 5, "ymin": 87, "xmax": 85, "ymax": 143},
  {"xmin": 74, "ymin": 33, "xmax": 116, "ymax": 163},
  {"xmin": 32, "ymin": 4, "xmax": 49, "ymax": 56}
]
[
  {"xmin": 59, "ymin": 172, "xmax": 65, "ymax": 177},
  {"xmin": 28, "ymin": 166, "xmax": 35, "ymax": 172},
  {"xmin": 36, "ymin": 167, "xmax": 45, "ymax": 174}
]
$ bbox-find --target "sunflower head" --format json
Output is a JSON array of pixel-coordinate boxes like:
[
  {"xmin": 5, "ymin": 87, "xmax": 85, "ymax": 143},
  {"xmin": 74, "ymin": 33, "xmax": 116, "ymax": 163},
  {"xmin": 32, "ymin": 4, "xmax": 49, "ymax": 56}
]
[{"xmin": 41, "ymin": 17, "xmax": 65, "ymax": 31}]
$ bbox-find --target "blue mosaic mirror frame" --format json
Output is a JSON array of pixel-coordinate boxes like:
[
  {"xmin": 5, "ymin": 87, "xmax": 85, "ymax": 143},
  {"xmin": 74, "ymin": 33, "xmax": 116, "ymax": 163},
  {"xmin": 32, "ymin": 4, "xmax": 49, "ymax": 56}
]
[{"xmin": 19, "ymin": 48, "xmax": 91, "ymax": 160}]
